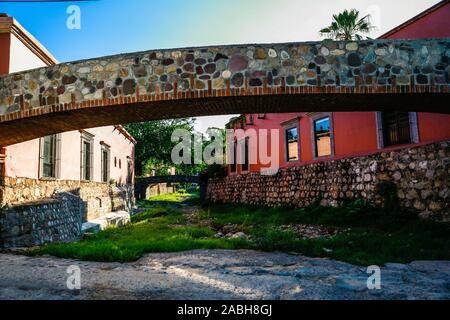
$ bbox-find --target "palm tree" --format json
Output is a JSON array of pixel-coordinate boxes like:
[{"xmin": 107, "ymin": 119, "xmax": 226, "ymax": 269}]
[{"xmin": 320, "ymin": 9, "xmax": 375, "ymax": 41}]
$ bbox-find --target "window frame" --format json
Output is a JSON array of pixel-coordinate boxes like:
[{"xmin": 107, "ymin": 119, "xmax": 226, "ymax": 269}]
[
  {"xmin": 126, "ymin": 156, "xmax": 133, "ymax": 184},
  {"xmin": 310, "ymin": 112, "xmax": 335, "ymax": 159},
  {"xmin": 39, "ymin": 134, "xmax": 61, "ymax": 179},
  {"xmin": 284, "ymin": 126, "xmax": 300, "ymax": 163},
  {"xmin": 240, "ymin": 137, "xmax": 250, "ymax": 173},
  {"xmin": 281, "ymin": 117, "xmax": 301, "ymax": 163},
  {"xmin": 80, "ymin": 131, "xmax": 94, "ymax": 181},
  {"xmin": 376, "ymin": 112, "xmax": 419, "ymax": 149},
  {"xmin": 100, "ymin": 142, "xmax": 111, "ymax": 183},
  {"xmin": 229, "ymin": 139, "xmax": 237, "ymax": 175}
]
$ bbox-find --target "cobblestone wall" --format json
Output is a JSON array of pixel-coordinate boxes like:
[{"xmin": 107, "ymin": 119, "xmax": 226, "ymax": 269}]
[
  {"xmin": 144, "ymin": 183, "xmax": 176, "ymax": 198},
  {"xmin": 0, "ymin": 39, "xmax": 449, "ymax": 147},
  {"xmin": 0, "ymin": 192, "xmax": 82, "ymax": 248},
  {"xmin": 206, "ymin": 141, "xmax": 450, "ymax": 221},
  {"xmin": 0, "ymin": 177, "xmax": 134, "ymax": 221}
]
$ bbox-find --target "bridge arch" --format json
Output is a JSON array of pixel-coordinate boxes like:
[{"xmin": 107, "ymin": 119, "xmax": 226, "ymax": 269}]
[{"xmin": 0, "ymin": 39, "xmax": 448, "ymax": 146}]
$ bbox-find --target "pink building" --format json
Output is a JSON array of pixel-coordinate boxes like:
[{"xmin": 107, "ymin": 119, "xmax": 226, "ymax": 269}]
[{"xmin": 0, "ymin": 14, "xmax": 136, "ymax": 220}]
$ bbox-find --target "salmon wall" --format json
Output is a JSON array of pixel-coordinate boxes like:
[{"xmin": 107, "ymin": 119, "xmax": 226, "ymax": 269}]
[
  {"xmin": 333, "ymin": 112, "xmax": 378, "ymax": 156},
  {"xmin": 418, "ymin": 113, "xmax": 450, "ymax": 143},
  {"xmin": 230, "ymin": 111, "xmax": 450, "ymax": 175},
  {"xmin": 382, "ymin": 2, "xmax": 450, "ymax": 39}
]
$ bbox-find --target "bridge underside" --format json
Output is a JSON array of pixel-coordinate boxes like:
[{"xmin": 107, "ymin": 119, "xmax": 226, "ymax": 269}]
[{"xmin": 0, "ymin": 92, "xmax": 447, "ymax": 146}]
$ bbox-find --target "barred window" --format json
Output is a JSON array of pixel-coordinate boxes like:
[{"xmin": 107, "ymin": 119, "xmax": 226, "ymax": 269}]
[{"xmin": 381, "ymin": 112, "xmax": 411, "ymax": 147}]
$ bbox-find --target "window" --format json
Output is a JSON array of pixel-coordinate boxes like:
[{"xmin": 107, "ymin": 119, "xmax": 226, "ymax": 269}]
[
  {"xmin": 381, "ymin": 112, "xmax": 411, "ymax": 147},
  {"xmin": 81, "ymin": 133, "xmax": 94, "ymax": 181},
  {"xmin": 230, "ymin": 140, "xmax": 237, "ymax": 173},
  {"xmin": 40, "ymin": 134, "xmax": 60, "ymax": 178},
  {"xmin": 285, "ymin": 127, "xmax": 299, "ymax": 162},
  {"xmin": 314, "ymin": 117, "xmax": 332, "ymax": 157},
  {"xmin": 101, "ymin": 143, "xmax": 110, "ymax": 183},
  {"xmin": 127, "ymin": 157, "xmax": 133, "ymax": 184},
  {"xmin": 241, "ymin": 138, "xmax": 249, "ymax": 172}
]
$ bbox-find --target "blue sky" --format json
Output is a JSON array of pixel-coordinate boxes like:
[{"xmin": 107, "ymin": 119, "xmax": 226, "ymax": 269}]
[{"xmin": 0, "ymin": 0, "xmax": 439, "ymax": 132}]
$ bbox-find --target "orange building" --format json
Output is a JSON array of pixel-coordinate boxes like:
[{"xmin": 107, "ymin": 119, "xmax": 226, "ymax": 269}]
[{"xmin": 228, "ymin": 0, "xmax": 450, "ymax": 175}]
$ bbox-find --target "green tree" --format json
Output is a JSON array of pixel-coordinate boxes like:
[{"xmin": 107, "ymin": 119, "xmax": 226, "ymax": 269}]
[
  {"xmin": 124, "ymin": 119, "xmax": 195, "ymax": 177},
  {"xmin": 320, "ymin": 9, "xmax": 374, "ymax": 41}
]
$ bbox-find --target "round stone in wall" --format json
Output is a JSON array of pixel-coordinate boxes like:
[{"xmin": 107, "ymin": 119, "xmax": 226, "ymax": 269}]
[
  {"xmin": 222, "ymin": 70, "xmax": 232, "ymax": 79},
  {"xmin": 320, "ymin": 47, "xmax": 330, "ymax": 56},
  {"xmin": 347, "ymin": 53, "xmax": 361, "ymax": 67},
  {"xmin": 204, "ymin": 63, "xmax": 216, "ymax": 74},
  {"xmin": 268, "ymin": 49, "xmax": 278, "ymax": 58},
  {"xmin": 231, "ymin": 73, "xmax": 244, "ymax": 87},
  {"xmin": 229, "ymin": 55, "xmax": 248, "ymax": 72},
  {"xmin": 346, "ymin": 42, "xmax": 358, "ymax": 51},
  {"xmin": 123, "ymin": 79, "xmax": 136, "ymax": 95}
]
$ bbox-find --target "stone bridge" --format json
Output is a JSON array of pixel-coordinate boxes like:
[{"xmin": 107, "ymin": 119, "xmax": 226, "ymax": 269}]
[
  {"xmin": 0, "ymin": 39, "xmax": 449, "ymax": 146},
  {"xmin": 134, "ymin": 175, "xmax": 200, "ymax": 200}
]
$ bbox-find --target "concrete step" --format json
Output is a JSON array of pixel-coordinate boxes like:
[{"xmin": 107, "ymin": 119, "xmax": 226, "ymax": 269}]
[{"xmin": 81, "ymin": 211, "xmax": 131, "ymax": 233}]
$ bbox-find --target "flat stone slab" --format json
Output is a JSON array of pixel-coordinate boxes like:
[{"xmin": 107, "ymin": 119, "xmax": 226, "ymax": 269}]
[
  {"xmin": 81, "ymin": 211, "xmax": 131, "ymax": 233},
  {"xmin": 0, "ymin": 250, "xmax": 448, "ymax": 300}
]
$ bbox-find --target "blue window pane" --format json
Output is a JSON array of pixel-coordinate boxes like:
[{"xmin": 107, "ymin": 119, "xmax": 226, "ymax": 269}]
[
  {"xmin": 315, "ymin": 117, "xmax": 330, "ymax": 133},
  {"xmin": 286, "ymin": 127, "xmax": 298, "ymax": 141}
]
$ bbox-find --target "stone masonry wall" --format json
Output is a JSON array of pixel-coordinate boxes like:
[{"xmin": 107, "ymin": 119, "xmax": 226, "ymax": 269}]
[
  {"xmin": 206, "ymin": 141, "xmax": 450, "ymax": 221},
  {"xmin": 0, "ymin": 177, "xmax": 134, "ymax": 221},
  {"xmin": 0, "ymin": 39, "xmax": 449, "ymax": 147},
  {"xmin": 0, "ymin": 192, "xmax": 82, "ymax": 248},
  {"xmin": 144, "ymin": 183, "xmax": 176, "ymax": 198}
]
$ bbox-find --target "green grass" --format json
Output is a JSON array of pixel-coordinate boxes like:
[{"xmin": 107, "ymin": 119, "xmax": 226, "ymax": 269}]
[
  {"xmin": 136, "ymin": 190, "xmax": 201, "ymax": 208},
  {"xmin": 142, "ymin": 190, "xmax": 191, "ymax": 203},
  {"xmin": 26, "ymin": 198, "xmax": 450, "ymax": 266},
  {"xmin": 28, "ymin": 205, "xmax": 249, "ymax": 262}
]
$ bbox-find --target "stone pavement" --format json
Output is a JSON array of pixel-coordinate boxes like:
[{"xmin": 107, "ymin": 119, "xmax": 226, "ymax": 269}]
[{"xmin": 0, "ymin": 250, "xmax": 448, "ymax": 300}]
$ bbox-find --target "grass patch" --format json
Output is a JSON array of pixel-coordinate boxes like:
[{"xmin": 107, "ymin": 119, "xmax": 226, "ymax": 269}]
[
  {"xmin": 27, "ymin": 198, "xmax": 450, "ymax": 266},
  {"xmin": 136, "ymin": 190, "xmax": 201, "ymax": 208},
  {"xmin": 145, "ymin": 190, "xmax": 191, "ymax": 203}
]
